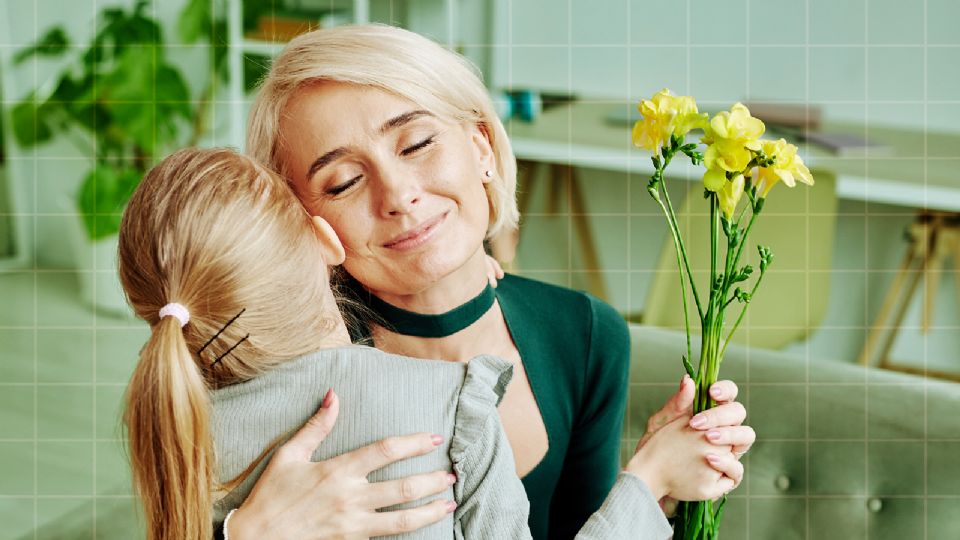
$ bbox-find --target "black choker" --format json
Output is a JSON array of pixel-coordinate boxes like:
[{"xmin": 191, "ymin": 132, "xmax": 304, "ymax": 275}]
[{"xmin": 357, "ymin": 282, "xmax": 497, "ymax": 338}]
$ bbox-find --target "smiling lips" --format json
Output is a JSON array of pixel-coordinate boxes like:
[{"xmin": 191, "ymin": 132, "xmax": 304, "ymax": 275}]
[{"xmin": 383, "ymin": 211, "xmax": 449, "ymax": 250}]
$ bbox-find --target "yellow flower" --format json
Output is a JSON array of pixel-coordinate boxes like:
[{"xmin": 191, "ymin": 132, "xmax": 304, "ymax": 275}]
[
  {"xmin": 632, "ymin": 89, "xmax": 709, "ymax": 152},
  {"xmin": 718, "ymin": 174, "xmax": 745, "ymax": 219},
  {"xmin": 753, "ymin": 138, "xmax": 814, "ymax": 197},
  {"xmin": 703, "ymin": 167, "xmax": 727, "ymax": 192},
  {"xmin": 702, "ymin": 103, "xmax": 765, "ymax": 173}
]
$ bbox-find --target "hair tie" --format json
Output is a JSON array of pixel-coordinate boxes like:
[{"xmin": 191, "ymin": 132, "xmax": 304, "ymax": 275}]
[{"xmin": 159, "ymin": 303, "xmax": 190, "ymax": 328}]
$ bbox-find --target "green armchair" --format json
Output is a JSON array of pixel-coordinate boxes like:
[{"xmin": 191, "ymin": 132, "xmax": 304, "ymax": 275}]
[{"xmin": 623, "ymin": 324, "xmax": 960, "ymax": 539}]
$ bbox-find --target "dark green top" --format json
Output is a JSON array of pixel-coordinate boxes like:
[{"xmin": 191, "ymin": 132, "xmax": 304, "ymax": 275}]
[
  {"xmin": 493, "ymin": 274, "xmax": 631, "ymax": 540},
  {"xmin": 350, "ymin": 273, "xmax": 631, "ymax": 540}
]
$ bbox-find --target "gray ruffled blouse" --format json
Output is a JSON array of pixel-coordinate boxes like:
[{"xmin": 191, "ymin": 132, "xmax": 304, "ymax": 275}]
[{"xmin": 211, "ymin": 346, "xmax": 671, "ymax": 539}]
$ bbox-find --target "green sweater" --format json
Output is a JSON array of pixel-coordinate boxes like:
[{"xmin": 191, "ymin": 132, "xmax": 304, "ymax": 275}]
[{"xmin": 493, "ymin": 274, "xmax": 631, "ymax": 540}]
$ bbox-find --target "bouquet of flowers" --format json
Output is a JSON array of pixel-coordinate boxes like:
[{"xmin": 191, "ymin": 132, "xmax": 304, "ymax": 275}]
[{"xmin": 632, "ymin": 90, "xmax": 814, "ymax": 539}]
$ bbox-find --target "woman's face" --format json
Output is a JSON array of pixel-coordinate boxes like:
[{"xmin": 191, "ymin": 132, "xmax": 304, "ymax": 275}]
[{"xmin": 278, "ymin": 82, "xmax": 494, "ymax": 296}]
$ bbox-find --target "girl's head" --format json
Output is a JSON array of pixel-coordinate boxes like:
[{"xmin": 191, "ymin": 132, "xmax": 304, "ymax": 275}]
[
  {"xmin": 118, "ymin": 147, "xmax": 345, "ymax": 540},
  {"xmin": 247, "ymin": 23, "xmax": 518, "ymax": 237}
]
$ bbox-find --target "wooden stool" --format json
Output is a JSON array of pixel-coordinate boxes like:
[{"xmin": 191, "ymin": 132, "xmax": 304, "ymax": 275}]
[{"xmin": 859, "ymin": 211, "xmax": 960, "ymax": 381}]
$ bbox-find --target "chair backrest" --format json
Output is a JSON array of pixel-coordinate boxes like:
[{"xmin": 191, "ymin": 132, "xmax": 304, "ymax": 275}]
[{"xmin": 642, "ymin": 170, "xmax": 837, "ymax": 350}]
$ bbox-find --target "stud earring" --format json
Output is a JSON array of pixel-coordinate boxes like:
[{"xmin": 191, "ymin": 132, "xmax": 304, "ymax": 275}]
[{"xmin": 484, "ymin": 170, "xmax": 493, "ymax": 178}]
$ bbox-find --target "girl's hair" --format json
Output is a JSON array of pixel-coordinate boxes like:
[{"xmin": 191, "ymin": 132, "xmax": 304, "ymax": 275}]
[
  {"xmin": 118, "ymin": 148, "xmax": 338, "ymax": 540},
  {"xmin": 246, "ymin": 23, "xmax": 519, "ymax": 239}
]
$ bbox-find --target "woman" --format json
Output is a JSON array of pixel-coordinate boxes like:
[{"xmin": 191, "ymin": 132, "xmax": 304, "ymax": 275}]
[
  {"xmin": 236, "ymin": 24, "xmax": 754, "ymax": 539},
  {"xmin": 120, "ymin": 147, "xmax": 735, "ymax": 540}
]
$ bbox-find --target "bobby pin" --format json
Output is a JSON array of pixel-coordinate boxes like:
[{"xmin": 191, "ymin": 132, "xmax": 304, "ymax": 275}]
[
  {"xmin": 197, "ymin": 308, "xmax": 246, "ymax": 356},
  {"xmin": 210, "ymin": 334, "xmax": 250, "ymax": 367}
]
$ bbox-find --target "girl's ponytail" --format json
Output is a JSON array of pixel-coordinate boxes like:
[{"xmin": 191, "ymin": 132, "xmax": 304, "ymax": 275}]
[{"xmin": 125, "ymin": 314, "xmax": 214, "ymax": 540}]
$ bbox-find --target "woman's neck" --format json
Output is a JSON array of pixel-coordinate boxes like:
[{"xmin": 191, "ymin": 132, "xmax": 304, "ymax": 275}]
[
  {"xmin": 371, "ymin": 248, "xmax": 490, "ymax": 314},
  {"xmin": 318, "ymin": 283, "xmax": 355, "ymax": 349},
  {"xmin": 371, "ymin": 300, "xmax": 514, "ymax": 363},
  {"xmin": 363, "ymin": 248, "xmax": 515, "ymax": 362}
]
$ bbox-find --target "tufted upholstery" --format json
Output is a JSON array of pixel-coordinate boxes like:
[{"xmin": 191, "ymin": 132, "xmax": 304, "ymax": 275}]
[{"xmin": 622, "ymin": 324, "xmax": 960, "ymax": 540}]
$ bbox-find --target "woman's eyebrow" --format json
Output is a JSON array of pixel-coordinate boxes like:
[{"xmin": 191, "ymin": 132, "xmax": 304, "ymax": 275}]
[
  {"xmin": 306, "ymin": 147, "xmax": 348, "ymax": 182},
  {"xmin": 379, "ymin": 109, "xmax": 434, "ymax": 134},
  {"xmin": 306, "ymin": 110, "xmax": 434, "ymax": 182}
]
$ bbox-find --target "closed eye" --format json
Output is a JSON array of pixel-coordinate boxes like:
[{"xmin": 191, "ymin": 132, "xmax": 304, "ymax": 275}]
[
  {"xmin": 325, "ymin": 175, "xmax": 361, "ymax": 196},
  {"xmin": 401, "ymin": 135, "xmax": 435, "ymax": 156}
]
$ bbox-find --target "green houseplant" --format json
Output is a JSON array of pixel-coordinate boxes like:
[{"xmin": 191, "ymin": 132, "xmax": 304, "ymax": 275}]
[
  {"xmin": 10, "ymin": 0, "xmax": 225, "ymax": 312},
  {"xmin": 11, "ymin": 0, "xmax": 226, "ymax": 241}
]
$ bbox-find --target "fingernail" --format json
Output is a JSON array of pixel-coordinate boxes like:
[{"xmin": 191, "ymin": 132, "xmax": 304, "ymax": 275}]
[
  {"xmin": 445, "ymin": 500, "xmax": 458, "ymax": 513},
  {"xmin": 447, "ymin": 473, "xmax": 457, "ymax": 485},
  {"xmin": 679, "ymin": 374, "xmax": 688, "ymax": 389},
  {"xmin": 705, "ymin": 453, "xmax": 719, "ymax": 462},
  {"xmin": 706, "ymin": 430, "xmax": 721, "ymax": 442},
  {"xmin": 322, "ymin": 388, "xmax": 333, "ymax": 408},
  {"xmin": 710, "ymin": 386, "xmax": 722, "ymax": 399},
  {"xmin": 431, "ymin": 434, "xmax": 444, "ymax": 446},
  {"xmin": 690, "ymin": 415, "xmax": 706, "ymax": 429}
]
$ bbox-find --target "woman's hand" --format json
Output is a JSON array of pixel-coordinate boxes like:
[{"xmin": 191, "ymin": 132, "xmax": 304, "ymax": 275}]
[
  {"xmin": 228, "ymin": 390, "xmax": 457, "ymax": 540},
  {"xmin": 626, "ymin": 415, "xmax": 739, "ymax": 502},
  {"xmin": 636, "ymin": 376, "xmax": 754, "ymax": 514},
  {"xmin": 640, "ymin": 376, "xmax": 755, "ymax": 459}
]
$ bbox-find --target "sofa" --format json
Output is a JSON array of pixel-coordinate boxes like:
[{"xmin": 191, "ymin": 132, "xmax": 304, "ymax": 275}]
[
  {"xmin": 17, "ymin": 324, "xmax": 960, "ymax": 539},
  {"xmin": 623, "ymin": 324, "xmax": 960, "ymax": 539}
]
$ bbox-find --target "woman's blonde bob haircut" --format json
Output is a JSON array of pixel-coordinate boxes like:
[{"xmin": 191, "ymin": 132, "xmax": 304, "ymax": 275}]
[{"xmin": 246, "ymin": 23, "xmax": 519, "ymax": 238}]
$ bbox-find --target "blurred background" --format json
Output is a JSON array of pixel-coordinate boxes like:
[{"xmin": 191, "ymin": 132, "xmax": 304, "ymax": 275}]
[{"xmin": 1, "ymin": 0, "xmax": 958, "ymax": 538}]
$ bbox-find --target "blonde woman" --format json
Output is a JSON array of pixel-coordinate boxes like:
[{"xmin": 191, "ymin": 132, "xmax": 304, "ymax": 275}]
[
  {"xmin": 236, "ymin": 24, "xmax": 755, "ymax": 539},
  {"xmin": 119, "ymin": 148, "xmax": 735, "ymax": 540}
]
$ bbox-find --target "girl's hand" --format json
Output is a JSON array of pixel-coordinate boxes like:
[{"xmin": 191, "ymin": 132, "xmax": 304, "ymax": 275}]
[
  {"xmin": 626, "ymin": 415, "xmax": 740, "ymax": 502},
  {"xmin": 228, "ymin": 390, "xmax": 456, "ymax": 540}
]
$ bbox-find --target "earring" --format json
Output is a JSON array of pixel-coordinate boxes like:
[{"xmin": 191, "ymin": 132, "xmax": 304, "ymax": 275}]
[{"xmin": 484, "ymin": 170, "xmax": 493, "ymax": 178}]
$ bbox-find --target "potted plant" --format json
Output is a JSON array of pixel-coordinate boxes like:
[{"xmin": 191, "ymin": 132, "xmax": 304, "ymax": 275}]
[{"xmin": 9, "ymin": 0, "xmax": 225, "ymax": 314}]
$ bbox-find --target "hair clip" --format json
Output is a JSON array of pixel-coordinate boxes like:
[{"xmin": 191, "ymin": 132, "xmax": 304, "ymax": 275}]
[
  {"xmin": 210, "ymin": 333, "xmax": 249, "ymax": 367},
  {"xmin": 198, "ymin": 308, "xmax": 249, "ymax": 367}
]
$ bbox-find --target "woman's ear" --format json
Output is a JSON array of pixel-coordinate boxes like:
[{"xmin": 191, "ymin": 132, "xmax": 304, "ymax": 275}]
[
  {"xmin": 311, "ymin": 216, "xmax": 346, "ymax": 266},
  {"xmin": 469, "ymin": 122, "xmax": 495, "ymax": 183}
]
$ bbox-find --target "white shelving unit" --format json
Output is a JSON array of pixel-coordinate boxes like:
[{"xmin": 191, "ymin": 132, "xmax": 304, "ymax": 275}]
[{"xmin": 225, "ymin": 0, "xmax": 458, "ymax": 150}]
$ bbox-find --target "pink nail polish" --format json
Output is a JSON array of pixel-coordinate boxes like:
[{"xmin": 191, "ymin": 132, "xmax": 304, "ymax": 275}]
[
  {"xmin": 322, "ymin": 388, "xmax": 333, "ymax": 408},
  {"xmin": 705, "ymin": 453, "xmax": 719, "ymax": 462},
  {"xmin": 706, "ymin": 430, "xmax": 721, "ymax": 442},
  {"xmin": 447, "ymin": 473, "xmax": 457, "ymax": 485},
  {"xmin": 431, "ymin": 434, "xmax": 444, "ymax": 446},
  {"xmin": 690, "ymin": 415, "xmax": 706, "ymax": 429},
  {"xmin": 446, "ymin": 500, "xmax": 458, "ymax": 513},
  {"xmin": 710, "ymin": 386, "xmax": 722, "ymax": 398}
]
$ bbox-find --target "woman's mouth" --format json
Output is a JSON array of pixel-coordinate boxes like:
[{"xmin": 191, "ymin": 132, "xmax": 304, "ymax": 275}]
[{"xmin": 382, "ymin": 211, "xmax": 449, "ymax": 250}]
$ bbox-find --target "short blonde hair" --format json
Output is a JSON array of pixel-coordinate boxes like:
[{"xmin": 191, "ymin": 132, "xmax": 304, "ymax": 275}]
[{"xmin": 247, "ymin": 23, "xmax": 519, "ymax": 238}]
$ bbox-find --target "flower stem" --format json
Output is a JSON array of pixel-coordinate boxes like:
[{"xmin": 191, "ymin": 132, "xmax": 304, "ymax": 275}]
[{"xmin": 721, "ymin": 269, "xmax": 767, "ymax": 358}]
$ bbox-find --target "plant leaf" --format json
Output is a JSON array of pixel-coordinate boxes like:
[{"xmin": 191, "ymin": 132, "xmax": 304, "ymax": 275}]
[
  {"xmin": 13, "ymin": 27, "xmax": 69, "ymax": 65},
  {"xmin": 11, "ymin": 98, "xmax": 55, "ymax": 147}
]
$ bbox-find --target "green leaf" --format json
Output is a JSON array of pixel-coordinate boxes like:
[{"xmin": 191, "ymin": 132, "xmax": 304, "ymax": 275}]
[
  {"xmin": 13, "ymin": 27, "xmax": 69, "ymax": 65},
  {"xmin": 77, "ymin": 166, "xmax": 142, "ymax": 240},
  {"xmin": 682, "ymin": 355, "xmax": 696, "ymax": 379},
  {"xmin": 11, "ymin": 98, "xmax": 55, "ymax": 147},
  {"xmin": 178, "ymin": 0, "xmax": 210, "ymax": 43}
]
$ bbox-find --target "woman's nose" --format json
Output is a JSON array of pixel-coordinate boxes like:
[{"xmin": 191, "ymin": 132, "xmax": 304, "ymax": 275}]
[{"xmin": 376, "ymin": 168, "xmax": 421, "ymax": 217}]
